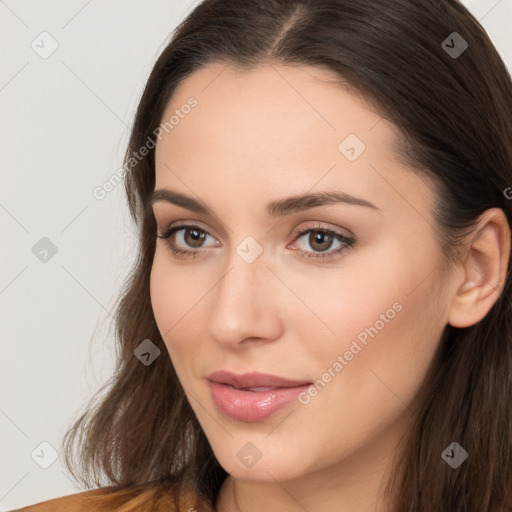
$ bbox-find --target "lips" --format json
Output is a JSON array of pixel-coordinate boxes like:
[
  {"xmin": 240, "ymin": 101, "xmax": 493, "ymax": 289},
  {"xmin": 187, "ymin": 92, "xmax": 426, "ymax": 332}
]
[
  {"xmin": 206, "ymin": 370, "xmax": 311, "ymax": 389},
  {"xmin": 207, "ymin": 370, "xmax": 313, "ymax": 422}
]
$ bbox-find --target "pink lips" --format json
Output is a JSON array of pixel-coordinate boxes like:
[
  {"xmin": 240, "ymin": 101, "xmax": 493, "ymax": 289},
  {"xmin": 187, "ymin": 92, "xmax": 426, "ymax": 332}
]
[{"xmin": 207, "ymin": 370, "xmax": 312, "ymax": 422}]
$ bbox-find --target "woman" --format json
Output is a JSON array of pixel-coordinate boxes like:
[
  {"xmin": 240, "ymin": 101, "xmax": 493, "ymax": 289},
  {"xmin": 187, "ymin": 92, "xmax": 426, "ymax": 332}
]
[{"xmin": 17, "ymin": 0, "xmax": 512, "ymax": 510}]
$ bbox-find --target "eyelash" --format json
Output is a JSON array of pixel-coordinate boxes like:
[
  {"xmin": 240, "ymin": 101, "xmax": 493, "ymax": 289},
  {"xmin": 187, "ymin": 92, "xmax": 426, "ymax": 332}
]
[{"xmin": 156, "ymin": 223, "xmax": 356, "ymax": 261}]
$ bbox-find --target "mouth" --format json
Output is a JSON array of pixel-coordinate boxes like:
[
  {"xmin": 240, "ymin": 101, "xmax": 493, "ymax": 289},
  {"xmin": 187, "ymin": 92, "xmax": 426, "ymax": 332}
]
[{"xmin": 206, "ymin": 371, "xmax": 313, "ymax": 422}]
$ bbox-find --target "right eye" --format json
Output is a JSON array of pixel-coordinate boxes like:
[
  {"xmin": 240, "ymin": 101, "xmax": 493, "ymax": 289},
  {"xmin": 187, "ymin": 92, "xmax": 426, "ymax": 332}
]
[{"xmin": 157, "ymin": 224, "xmax": 220, "ymax": 258}]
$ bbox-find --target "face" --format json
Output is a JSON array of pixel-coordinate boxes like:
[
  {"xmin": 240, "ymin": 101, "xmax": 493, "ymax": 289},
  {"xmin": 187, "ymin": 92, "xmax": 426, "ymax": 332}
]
[{"xmin": 150, "ymin": 62, "xmax": 454, "ymax": 484}]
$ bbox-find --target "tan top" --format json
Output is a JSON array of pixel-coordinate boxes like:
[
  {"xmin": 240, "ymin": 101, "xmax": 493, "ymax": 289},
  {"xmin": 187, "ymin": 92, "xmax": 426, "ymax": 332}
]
[
  {"xmin": 14, "ymin": 489, "xmax": 109, "ymax": 512},
  {"xmin": 14, "ymin": 486, "xmax": 215, "ymax": 512}
]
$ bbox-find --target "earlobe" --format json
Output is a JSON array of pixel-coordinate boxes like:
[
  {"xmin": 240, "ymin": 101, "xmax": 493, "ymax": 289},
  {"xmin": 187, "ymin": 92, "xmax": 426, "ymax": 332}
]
[{"xmin": 447, "ymin": 208, "xmax": 511, "ymax": 328}]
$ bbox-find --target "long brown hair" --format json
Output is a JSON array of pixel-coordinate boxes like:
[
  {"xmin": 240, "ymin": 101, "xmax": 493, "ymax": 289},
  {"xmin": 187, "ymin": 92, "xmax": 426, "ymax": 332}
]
[{"xmin": 62, "ymin": 0, "xmax": 512, "ymax": 510}]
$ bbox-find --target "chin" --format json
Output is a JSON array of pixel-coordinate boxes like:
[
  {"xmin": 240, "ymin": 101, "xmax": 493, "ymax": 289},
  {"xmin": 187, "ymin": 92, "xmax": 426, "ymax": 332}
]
[{"xmin": 211, "ymin": 441, "xmax": 312, "ymax": 483}]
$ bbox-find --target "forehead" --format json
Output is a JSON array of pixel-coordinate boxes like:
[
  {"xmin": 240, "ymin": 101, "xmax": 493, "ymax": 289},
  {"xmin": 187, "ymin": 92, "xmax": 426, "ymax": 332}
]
[
  {"xmin": 157, "ymin": 62, "xmax": 392, "ymax": 158},
  {"xmin": 153, "ymin": 61, "xmax": 434, "ymax": 224}
]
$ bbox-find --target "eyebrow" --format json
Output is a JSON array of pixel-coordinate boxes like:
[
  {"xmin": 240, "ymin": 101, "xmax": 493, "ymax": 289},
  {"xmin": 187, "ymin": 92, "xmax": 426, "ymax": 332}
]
[{"xmin": 149, "ymin": 188, "xmax": 380, "ymax": 217}]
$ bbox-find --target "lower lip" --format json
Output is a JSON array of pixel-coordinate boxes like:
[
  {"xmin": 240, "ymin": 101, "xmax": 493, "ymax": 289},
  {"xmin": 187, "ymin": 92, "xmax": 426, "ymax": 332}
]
[{"xmin": 209, "ymin": 381, "xmax": 312, "ymax": 422}]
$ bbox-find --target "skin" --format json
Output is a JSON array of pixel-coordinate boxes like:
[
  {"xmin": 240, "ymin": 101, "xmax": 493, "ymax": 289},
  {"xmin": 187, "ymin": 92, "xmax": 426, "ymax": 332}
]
[{"xmin": 149, "ymin": 62, "xmax": 510, "ymax": 512}]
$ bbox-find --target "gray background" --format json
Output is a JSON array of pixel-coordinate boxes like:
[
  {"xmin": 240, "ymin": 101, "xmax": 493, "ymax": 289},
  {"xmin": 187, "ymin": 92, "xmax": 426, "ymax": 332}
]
[{"xmin": 1, "ymin": 0, "xmax": 511, "ymax": 509}]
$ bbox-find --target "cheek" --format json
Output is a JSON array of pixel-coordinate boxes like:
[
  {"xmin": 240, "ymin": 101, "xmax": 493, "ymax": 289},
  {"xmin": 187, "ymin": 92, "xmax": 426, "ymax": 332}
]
[
  {"xmin": 296, "ymin": 246, "xmax": 444, "ymax": 407},
  {"xmin": 279, "ymin": 253, "xmax": 405, "ymax": 365},
  {"xmin": 149, "ymin": 249, "xmax": 214, "ymax": 380},
  {"xmin": 291, "ymin": 273, "xmax": 443, "ymax": 466},
  {"xmin": 149, "ymin": 254, "xmax": 172, "ymax": 335},
  {"xmin": 149, "ymin": 252, "xmax": 196, "ymax": 354}
]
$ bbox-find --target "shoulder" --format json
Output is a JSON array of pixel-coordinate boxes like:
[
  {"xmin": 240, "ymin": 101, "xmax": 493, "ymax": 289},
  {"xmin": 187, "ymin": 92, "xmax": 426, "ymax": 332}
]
[{"xmin": 14, "ymin": 484, "xmax": 214, "ymax": 512}]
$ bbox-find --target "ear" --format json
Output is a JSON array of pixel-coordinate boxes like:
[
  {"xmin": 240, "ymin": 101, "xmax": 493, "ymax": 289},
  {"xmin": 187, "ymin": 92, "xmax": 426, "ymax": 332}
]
[{"xmin": 448, "ymin": 208, "xmax": 511, "ymax": 328}]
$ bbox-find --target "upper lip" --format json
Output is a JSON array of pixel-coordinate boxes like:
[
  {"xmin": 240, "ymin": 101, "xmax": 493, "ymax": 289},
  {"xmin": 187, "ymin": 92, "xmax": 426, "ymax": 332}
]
[{"xmin": 207, "ymin": 370, "xmax": 312, "ymax": 389}]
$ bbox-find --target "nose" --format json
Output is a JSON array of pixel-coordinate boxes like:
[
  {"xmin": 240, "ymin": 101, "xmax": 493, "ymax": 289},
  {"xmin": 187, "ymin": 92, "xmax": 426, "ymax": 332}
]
[{"xmin": 206, "ymin": 248, "xmax": 283, "ymax": 349}]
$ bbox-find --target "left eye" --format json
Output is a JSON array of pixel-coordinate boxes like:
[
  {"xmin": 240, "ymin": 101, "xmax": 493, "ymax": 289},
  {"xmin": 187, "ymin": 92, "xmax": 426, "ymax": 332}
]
[
  {"xmin": 295, "ymin": 229, "xmax": 345, "ymax": 251},
  {"xmin": 290, "ymin": 227, "xmax": 355, "ymax": 260}
]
